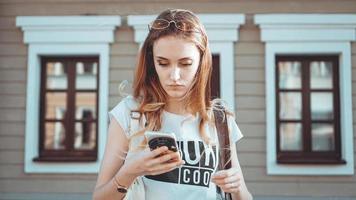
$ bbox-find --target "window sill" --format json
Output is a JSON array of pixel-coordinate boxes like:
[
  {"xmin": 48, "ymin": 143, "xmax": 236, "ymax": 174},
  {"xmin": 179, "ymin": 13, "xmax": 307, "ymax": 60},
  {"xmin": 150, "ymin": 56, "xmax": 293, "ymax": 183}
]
[
  {"xmin": 277, "ymin": 157, "xmax": 347, "ymax": 165},
  {"xmin": 33, "ymin": 156, "xmax": 97, "ymax": 162},
  {"xmin": 277, "ymin": 155, "xmax": 347, "ymax": 165}
]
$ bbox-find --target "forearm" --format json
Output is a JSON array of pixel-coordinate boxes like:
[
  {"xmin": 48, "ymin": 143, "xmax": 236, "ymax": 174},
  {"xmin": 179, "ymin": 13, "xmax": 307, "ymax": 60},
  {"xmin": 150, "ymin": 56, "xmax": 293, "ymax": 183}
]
[{"xmin": 93, "ymin": 166, "xmax": 137, "ymax": 200}]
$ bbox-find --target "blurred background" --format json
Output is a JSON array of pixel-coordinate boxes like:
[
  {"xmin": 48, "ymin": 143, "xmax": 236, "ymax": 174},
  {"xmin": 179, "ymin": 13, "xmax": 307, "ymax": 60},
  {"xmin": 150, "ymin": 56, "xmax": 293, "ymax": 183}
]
[{"xmin": 0, "ymin": 0, "xmax": 356, "ymax": 199}]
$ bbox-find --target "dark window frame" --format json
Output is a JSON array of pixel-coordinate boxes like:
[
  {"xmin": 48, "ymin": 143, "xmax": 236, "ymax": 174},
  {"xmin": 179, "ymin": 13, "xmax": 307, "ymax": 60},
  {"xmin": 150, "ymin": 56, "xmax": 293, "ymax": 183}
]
[
  {"xmin": 35, "ymin": 56, "xmax": 99, "ymax": 162},
  {"xmin": 275, "ymin": 55, "xmax": 345, "ymax": 164}
]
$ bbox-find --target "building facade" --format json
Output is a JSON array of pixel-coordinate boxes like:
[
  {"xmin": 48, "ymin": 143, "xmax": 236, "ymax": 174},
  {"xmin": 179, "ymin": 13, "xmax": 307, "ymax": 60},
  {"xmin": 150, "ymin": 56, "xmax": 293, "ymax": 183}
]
[{"xmin": 0, "ymin": 0, "xmax": 356, "ymax": 199}]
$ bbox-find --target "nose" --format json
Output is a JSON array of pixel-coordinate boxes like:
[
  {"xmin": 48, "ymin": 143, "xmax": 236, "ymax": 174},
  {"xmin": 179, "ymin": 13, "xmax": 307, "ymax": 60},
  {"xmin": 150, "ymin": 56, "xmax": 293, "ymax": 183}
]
[{"xmin": 170, "ymin": 67, "xmax": 181, "ymax": 81}]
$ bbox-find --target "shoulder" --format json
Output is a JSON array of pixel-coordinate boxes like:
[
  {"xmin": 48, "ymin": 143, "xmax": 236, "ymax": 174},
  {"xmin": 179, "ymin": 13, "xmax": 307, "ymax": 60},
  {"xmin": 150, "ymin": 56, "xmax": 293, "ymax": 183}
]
[
  {"xmin": 226, "ymin": 113, "xmax": 243, "ymax": 143},
  {"xmin": 119, "ymin": 95, "xmax": 139, "ymax": 109},
  {"xmin": 108, "ymin": 95, "xmax": 140, "ymax": 136},
  {"xmin": 111, "ymin": 95, "xmax": 140, "ymax": 112}
]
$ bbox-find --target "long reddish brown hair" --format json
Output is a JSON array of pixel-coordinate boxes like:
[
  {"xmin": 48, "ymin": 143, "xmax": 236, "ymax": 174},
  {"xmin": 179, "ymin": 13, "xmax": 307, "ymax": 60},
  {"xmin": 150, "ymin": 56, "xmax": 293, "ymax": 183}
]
[{"xmin": 130, "ymin": 9, "xmax": 215, "ymax": 148}]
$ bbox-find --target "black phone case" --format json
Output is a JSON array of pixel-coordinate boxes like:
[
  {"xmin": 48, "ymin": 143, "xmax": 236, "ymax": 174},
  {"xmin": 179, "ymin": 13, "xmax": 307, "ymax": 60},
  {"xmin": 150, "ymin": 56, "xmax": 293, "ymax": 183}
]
[{"xmin": 148, "ymin": 136, "xmax": 178, "ymax": 152}]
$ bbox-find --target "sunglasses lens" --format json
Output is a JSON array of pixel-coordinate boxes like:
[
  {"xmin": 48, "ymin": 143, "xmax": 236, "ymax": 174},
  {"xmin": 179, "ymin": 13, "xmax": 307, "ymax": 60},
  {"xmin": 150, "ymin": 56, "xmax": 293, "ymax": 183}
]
[
  {"xmin": 176, "ymin": 21, "xmax": 195, "ymax": 32},
  {"xmin": 175, "ymin": 21, "xmax": 187, "ymax": 31},
  {"xmin": 151, "ymin": 19, "xmax": 169, "ymax": 29}
]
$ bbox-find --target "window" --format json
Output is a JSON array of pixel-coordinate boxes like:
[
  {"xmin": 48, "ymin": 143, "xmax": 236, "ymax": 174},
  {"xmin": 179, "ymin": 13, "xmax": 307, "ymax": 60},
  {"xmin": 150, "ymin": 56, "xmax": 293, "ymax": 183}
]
[
  {"xmin": 276, "ymin": 55, "xmax": 343, "ymax": 164},
  {"xmin": 17, "ymin": 16, "xmax": 119, "ymax": 173},
  {"xmin": 255, "ymin": 14, "xmax": 355, "ymax": 175},
  {"xmin": 36, "ymin": 56, "xmax": 99, "ymax": 162}
]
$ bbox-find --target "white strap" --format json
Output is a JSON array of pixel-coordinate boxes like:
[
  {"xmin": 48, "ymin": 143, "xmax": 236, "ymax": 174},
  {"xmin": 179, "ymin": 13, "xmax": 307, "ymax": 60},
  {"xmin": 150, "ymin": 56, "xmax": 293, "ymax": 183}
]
[{"xmin": 129, "ymin": 111, "xmax": 146, "ymax": 134}]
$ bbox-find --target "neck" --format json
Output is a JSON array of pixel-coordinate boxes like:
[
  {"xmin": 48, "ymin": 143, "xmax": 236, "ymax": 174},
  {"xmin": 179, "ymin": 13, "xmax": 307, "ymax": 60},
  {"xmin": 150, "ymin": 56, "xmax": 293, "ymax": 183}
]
[{"xmin": 165, "ymin": 98, "xmax": 191, "ymax": 115}]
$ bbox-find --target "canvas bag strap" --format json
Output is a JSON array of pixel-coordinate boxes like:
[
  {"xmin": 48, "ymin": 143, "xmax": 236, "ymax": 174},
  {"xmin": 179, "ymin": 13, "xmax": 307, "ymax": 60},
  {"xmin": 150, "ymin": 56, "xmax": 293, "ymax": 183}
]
[{"xmin": 124, "ymin": 110, "xmax": 146, "ymax": 200}]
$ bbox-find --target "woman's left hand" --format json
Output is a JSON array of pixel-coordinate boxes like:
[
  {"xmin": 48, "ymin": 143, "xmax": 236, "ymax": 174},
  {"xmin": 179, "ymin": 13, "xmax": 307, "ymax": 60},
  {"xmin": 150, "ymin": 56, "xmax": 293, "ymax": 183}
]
[{"xmin": 211, "ymin": 167, "xmax": 242, "ymax": 194}]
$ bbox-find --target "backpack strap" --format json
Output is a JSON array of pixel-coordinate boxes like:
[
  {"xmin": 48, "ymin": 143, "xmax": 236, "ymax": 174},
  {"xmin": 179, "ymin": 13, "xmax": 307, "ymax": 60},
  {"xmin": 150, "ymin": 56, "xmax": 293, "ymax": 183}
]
[
  {"xmin": 213, "ymin": 106, "xmax": 232, "ymax": 200},
  {"xmin": 213, "ymin": 107, "xmax": 231, "ymax": 170}
]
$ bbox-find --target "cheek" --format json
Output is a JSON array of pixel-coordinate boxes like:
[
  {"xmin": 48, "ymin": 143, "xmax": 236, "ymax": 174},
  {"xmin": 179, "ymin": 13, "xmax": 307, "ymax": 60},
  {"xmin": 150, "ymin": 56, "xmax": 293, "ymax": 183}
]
[
  {"xmin": 153, "ymin": 64, "xmax": 164, "ymax": 80},
  {"xmin": 186, "ymin": 64, "xmax": 199, "ymax": 82},
  {"xmin": 154, "ymin": 67, "xmax": 170, "ymax": 88}
]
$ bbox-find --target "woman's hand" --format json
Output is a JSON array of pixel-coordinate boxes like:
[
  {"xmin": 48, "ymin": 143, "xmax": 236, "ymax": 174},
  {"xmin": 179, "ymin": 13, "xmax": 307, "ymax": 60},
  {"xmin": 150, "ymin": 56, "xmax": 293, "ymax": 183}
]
[
  {"xmin": 121, "ymin": 146, "xmax": 185, "ymax": 177},
  {"xmin": 211, "ymin": 167, "xmax": 242, "ymax": 194}
]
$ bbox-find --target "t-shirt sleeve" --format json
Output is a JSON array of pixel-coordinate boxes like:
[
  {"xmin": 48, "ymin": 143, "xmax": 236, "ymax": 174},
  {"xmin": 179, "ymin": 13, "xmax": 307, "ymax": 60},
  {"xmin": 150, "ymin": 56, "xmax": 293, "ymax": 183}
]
[
  {"xmin": 108, "ymin": 97, "xmax": 132, "ymax": 138},
  {"xmin": 227, "ymin": 115, "xmax": 243, "ymax": 143}
]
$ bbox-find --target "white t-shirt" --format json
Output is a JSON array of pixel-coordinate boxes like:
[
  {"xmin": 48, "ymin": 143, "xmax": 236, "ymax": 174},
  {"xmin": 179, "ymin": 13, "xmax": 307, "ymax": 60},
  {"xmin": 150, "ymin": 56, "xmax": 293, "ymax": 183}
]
[{"xmin": 109, "ymin": 96, "xmax": 243, "ymax": 200}]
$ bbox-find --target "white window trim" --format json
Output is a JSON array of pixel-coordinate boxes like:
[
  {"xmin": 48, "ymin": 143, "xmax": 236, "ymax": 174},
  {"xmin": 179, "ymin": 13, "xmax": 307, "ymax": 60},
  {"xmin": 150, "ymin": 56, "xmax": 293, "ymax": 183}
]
[
  {"xmin": 16, "ymin": 16, "xmax": 121, "ymax": 173},
  {"xmin": 255, "ymin": 14, "xmax": 356, "ymax": 175},
  {"xmin": 127, "ymin": 14, "xmax": 245, "ymax": 112}
]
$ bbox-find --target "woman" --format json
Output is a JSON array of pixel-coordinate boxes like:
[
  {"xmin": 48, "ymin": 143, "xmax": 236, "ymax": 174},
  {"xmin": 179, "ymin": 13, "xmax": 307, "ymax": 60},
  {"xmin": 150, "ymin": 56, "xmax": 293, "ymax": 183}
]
[{"xmin": 93, "ymin": 9, "xmax": 253, "ymax": 200}]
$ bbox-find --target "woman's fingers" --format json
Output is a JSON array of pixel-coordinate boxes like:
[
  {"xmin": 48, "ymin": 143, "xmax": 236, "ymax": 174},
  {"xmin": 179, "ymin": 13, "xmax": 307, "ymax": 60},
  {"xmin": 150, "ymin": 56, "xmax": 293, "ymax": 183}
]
[
  {"xmin": 147, "ymin": 159, "xmax": 185, "ymax": 175},
  {"xmin": 148, "ymin": 146, "xmax": 169, "ymax": 158},
  {"xmin": 211, "ymin": 168, "xmax": 242, "ymax": 193},
  {"xmin": 221, "ymin": 182, "xmax": 241, "ymax": 193},
  {"xmin": 212, "ymin": 178, "xmax": 241, "ymax": 193},
  {"xmin": 146, "ymin": 151, "xmax": 181, "ymax": 167},
  {"xmin": 212, "ymin": 168, "xmax": 238, "ymax": 179},
  {"xmin": 139, "ymin": 146, "xmax": 184, "ymax": 176},
  {"xmin": 213, "ymin": 174, "xmax": 239, "ymax": 185}
]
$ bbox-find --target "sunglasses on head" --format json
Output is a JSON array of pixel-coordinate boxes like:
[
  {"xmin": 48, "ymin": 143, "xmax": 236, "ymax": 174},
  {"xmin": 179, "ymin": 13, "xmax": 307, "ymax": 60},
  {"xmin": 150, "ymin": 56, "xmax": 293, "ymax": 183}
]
[{"xmin": 148, "ymin": 19, "xmax": 200, "ymax": 33}]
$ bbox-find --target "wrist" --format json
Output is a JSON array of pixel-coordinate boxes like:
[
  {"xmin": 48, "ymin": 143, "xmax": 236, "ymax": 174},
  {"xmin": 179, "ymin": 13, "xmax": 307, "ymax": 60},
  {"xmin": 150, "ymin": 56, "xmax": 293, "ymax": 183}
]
[
  {"xmin": 115, "ymin": 164, "xmax": 138, "ymax": 187},
  {"xmin": 113, "ymin": 175, "xmax": 128, "ymax": 194}
]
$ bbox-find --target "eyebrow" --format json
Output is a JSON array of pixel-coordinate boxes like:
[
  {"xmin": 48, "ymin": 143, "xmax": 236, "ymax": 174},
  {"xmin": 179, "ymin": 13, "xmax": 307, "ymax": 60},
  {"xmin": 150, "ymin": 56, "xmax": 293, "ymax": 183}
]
[{"xmin": 156, "ymin": 56, "xmax": 193, "ymax": 61}]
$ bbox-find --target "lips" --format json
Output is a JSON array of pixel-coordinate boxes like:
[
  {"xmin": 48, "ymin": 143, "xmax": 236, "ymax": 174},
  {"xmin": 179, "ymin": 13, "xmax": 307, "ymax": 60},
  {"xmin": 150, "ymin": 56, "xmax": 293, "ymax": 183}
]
[
  {"xmin": 168, "ymin": 84, "xmax": 184, "ymax": 87},
  {"xmin": 167, "ymin": 84, "xmax": 185, "ymax": 90}
]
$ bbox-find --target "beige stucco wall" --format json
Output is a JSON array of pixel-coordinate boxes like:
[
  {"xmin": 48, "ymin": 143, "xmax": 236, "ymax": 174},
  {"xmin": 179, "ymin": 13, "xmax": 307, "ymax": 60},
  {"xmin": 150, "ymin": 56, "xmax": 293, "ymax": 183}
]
[{"xmin": 0, "ymin": 0, "xmax": 355, "ymax": 199}]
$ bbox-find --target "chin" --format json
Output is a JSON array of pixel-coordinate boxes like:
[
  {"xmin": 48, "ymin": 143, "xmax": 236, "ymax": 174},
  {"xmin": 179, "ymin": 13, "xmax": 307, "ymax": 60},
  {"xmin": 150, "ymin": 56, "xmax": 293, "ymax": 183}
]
[{"xmin": 166, "ymin": 92, "xmax": 186, "ymax": 100}]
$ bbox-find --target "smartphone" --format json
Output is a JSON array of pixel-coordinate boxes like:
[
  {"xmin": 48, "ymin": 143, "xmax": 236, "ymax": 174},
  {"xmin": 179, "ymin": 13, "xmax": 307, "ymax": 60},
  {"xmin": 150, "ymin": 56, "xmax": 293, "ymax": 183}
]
[{"xmin": 144, "ymin": 131, "xmax": 178, "ymax": 152}]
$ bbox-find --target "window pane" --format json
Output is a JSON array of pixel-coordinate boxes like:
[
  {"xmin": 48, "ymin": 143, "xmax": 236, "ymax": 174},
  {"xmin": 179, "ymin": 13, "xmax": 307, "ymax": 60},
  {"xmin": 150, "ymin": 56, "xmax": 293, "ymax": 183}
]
[
  {"xmin": 278, "ymin": 61, "xmax": 302, "ymax": 89},
  {"xmin": 312, "ymin": 123, "xmax": 335, "ymax": 151},
  {"xmin": 280, "ymin": 123, "xmax": 302, "ymax": 151},
  {"xmin": 46, "ymin": 62, "xmax": 67, "ymax": 89},
  {"xmin": 45, "ymin": 92, "xmax": 67, "ymax": 120},
  {"xmin": 74, "ymin": 122, "xmax": 96, "ymax": 150},
  {"xmin": 44, "ymin": 122, "xmax": 66, "ymax": 150},
  {"xmin": 279, "ymin": 92, "xmax": 302, "ymax": 120},
  {"xmin": 310, "ymin": 61, "xmax": 333, "ymax": 89},
  {"xmin": 311, "ymin": 92, "xmax": 334, "ymax": 120},
  {"xmin": 76, "ymin": 61, "xmax": 97, "ymax": 89},
  {"xmin": 76, "ymin": 93, "xmax": 97, "ymax": 119}
]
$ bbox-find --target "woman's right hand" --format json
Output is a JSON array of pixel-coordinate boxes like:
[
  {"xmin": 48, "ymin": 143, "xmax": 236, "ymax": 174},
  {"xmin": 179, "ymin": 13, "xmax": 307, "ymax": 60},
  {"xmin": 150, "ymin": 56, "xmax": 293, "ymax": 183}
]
[{"xmin": 120, "ymin": 146, "xmax": 185, "ymax": 178}]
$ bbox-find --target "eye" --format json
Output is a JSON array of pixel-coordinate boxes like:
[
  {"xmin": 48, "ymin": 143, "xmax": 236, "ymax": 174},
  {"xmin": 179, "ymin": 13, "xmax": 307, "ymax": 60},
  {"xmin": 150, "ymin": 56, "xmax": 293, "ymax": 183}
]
[
  {"xmin": 158, "ymin": 63, "xmax": 169, "ymax": 67},
  {"xmin": 157, "ymin": 61, "xmax": 169, "ymax": 67},
  {"xmin": 181, "ymin": 63, "xmax": 192, "ymax": 67}
]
